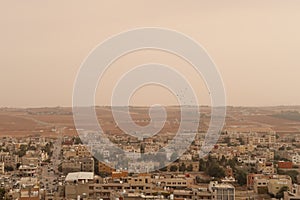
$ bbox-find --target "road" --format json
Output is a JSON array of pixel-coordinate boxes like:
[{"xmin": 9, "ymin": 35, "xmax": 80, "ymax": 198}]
[{"xmin": 39, "ymin": 126, "xmax": 65, "ymax": 193}]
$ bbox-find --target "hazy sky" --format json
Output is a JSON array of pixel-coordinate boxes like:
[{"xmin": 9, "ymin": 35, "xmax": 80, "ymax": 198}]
[{"xmin": 1, "ymin": 0, "xmax": 300, "ymax": 107}]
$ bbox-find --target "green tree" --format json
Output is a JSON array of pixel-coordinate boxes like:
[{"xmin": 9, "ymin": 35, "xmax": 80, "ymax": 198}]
[
  {"xmin": 220, "ymin": 155, "xmax": 227, "ymax": 166},
  {"xmin": 58, "ymin": 164, "xmax": 62, "ymax": 173},
  {"xmin": 16, "ymin": 163, "xmax": 21, "ymax": 169},
  {"xmin": 17, "ymin": 144, "xmax": 27, "ymax": 157},
  {"xmin": 93, "ymin": 158, "xmax": 99, "ymax": 175},
  {"xmin": 227, "ymin": 158, "xmax": 238, "ymax": 170},
  {"xmin": 42, "ymin": 143, "xmax": 52, "ymax": 156},
  {"xmin": 279, "ymin": 146, "xmax": 285, "ymax": 151},
  {"xmin": 207, "ymin": 162, "xmax": 225, "ymax": 178},
  {"xmin": 74, "ymin": 137, "xmax": 82, "ymax": 144},
  {"xmin": 224, "ymin": 137, "xmax": 230, "ymax": 144},
  {"xmin": 4, "ymin": 166, "xmax": 13, "ymax": 172},
  {"xmin": 140, "ymin": 144, "xmax": 145, "ymax": 154},
  {"xmin": 236, "ymin": 169, "xmax": 247, "ymax": 186},
  {"xmin": 187, "ymin": 164, "xmax": 193, "ymax": 172},
  {"xmin": 28, "ymin": 145, "xmax": 36, "ymax": 151},
  {"xmin": 179, "ymin": 163, "xmax": 186, "ymax": 172},
  {"xmin": 170, "ymin": 165, "xmax": 178, "ymax": 172},
  {"xmin": 199, "ymin": 159, "xmax": 207, "ymax": 171},
  {"xmin": 195, "ymin": 176, "xmax": 201, "ymax": 183},
  {"xmin": 0, "ymin": 188, "xmax": 5, "ymax": 199},
  {"xmin": 238, "ymin": 137, "xmax": 245, "ymax": 145}
]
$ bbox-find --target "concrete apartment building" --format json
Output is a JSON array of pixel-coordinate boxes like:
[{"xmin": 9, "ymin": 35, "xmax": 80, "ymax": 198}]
[
  {"xmin": 62, "ymin": 144, "xmax": 91, "ymax": 159},
  {"xmin": 159, "ymin": 177, "xmax": 193, "ymax": 189},
  {"xmin": 64, "ymin": 172, "xmax": 94, "ymax": 199},
  {"xmin": 64, "ymin": 172, "xmax": 153, "ymax": 199},
  {"xmin": 0, "ymin": 152, "xmax": 19, "ymax": 169},
  {"xmin": 62, "ymin": 157, "xmax": 94, "ymax": 174},
  {"xmin": 19, "ymin": 165, "xmax": 38, "ymax": 177},
  {"xmin": 7, "ymin": 177, "xmax": 41, "ymax": 200},
  {"xmin": 248, "ymin": 134, "xmax": 276, "ymax": 146},
  {"xmin": 61, "ymin": 159, "xmax": 81, "ymax": 174},
  {"xmin": 252, "ymin": 175, "xmax": 292, "ymax": 195},
  {"xmin": 209, "ymin": 181, "xmax": 235, "ymax": 200},
  {"xmin": 63, "ymin": 171, "xmax": 232, "ymax": 200},
  {"xmin": 268, "ymin": 175, "xmax": 292, "ymax": 196}
]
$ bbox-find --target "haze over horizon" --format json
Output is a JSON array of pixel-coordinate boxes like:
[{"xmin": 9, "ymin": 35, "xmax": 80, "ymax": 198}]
[{"xmin": 1, "ymin": 1, "xmax": 300, "ymax": 107}]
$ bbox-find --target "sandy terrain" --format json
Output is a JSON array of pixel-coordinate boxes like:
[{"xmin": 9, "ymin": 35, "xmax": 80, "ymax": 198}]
[{"xmin": 0, "ymin": 106, "xmax": 300, "ymax": 137}]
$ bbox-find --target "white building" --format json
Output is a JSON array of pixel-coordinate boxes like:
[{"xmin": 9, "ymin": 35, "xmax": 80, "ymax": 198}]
[
  {"xmin": 209, "ymin": 181, "xmax": 235, "ymax": 200},
  {"xmin": 292, "ymin": 154, "xmax": 300, "ymax": 164}
]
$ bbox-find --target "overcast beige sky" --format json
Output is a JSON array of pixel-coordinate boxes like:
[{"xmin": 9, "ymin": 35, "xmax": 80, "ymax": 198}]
[{"xmin": 0, "ymin": 0, "xmax": 300, "ymax": 107}]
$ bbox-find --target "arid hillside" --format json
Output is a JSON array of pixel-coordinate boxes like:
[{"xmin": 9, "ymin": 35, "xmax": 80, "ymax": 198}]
[{"xmin": 0, "ymin": 106, "xmax": 300, "ymax": 137}]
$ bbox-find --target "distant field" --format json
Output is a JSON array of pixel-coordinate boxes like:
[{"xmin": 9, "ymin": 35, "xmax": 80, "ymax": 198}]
[{"xmin": 0, "ymin": 106, "xmax": 300, "ymax": 137}]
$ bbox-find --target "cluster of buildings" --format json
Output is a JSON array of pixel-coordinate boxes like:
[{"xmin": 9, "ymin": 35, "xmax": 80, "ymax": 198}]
[
  {"xmin": 0, "ymin": 136, "xmax": 52, "ymax": 199},
  {"xmin": 63, "ymin": 172, "xmax": 235, "ymax": 200},
  {"xmin": 0, "ymin": 127, "xmax": 299, "ymax": 200}
]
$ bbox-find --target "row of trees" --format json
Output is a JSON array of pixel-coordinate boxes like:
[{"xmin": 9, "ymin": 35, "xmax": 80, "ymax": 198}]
[
  {"xmin": 199, "ymin": 156, "xmax": 247, "ymax": 186},
  {"xmin": 16, "ymin": 141, "xmax": 53, "ymax": 158},
  {"xmin": 168, "ymin": 163, "xmax": 194, "ymax": 172}
]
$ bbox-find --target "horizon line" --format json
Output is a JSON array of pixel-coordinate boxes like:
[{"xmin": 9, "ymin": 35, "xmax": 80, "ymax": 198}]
[{"xmin": 1, "ymin": 104, "xmax": 300, "ymax": 109}]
